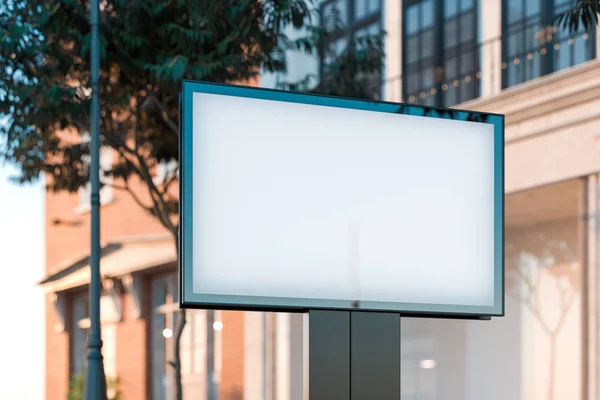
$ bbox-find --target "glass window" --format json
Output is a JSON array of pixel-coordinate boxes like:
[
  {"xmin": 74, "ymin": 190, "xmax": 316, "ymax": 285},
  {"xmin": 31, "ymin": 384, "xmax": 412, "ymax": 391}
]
[
  {"xmin": 502, "ymin": 0, "xmax": 596, "ymax": 89},
  {"xmin": 152, "ymin": 274, "xmax": 213, "ymax": 400},
  {"xmin": 355, "ymin": 0, "xmax": 380, "ymax": 19},
  {"xmin": 421, "ymin": 30, "xmax": 434, "ymax": 57},
  {"xmin": 460, "ymin": 0, "xmax": 473, "ymax": 11},
  {"xmin": 525, "ymin": 0, "xmax": 540, "ymax": 17},
  {"xmin": 70, "ymin": 292, "xmax": 117, "ymax": 391},
  {"xmin": 459, "ymin": 13, "xmax": 474, "ymax": 43},
  {"xmin": 507, "ymin": 0, "xmax": 523, "ymax": 22},
  {"xmin": 401, "ymin": 179, "xmax": 585, "ymax": 400},
  {"xmin": 403, "ymin": 0, "xmax": 480, "ymax": 107},
  {"xmin": 422, "ymin": 0, "xmax": 435, "ymax": 27},
  {"xmin": 151, "ymin": 274, "xmax": 176, "ymax": 400},
  {"xmin": 406, "ymin": 5, "xmax": 420, "ymax": 34},
  {"xmin": 368, "ymin": 0, "xmax": 380, "ymax": 14},
  {"xmin": 323, "ymin": 0, "xmax": 348, "ymax": 26},
  {"xmin": 444, "ymin": 20, "xmax": 458, "ymax": 49},
  {"xmin": 321, "ymin": 0, "xmax": 383, "ymax": 98},
  {"xmin": 71, "ymin": 293, "xmax": 88, "ymax": 376},
  {"xmin": 444, "ymin": 0, "xmax": 457, "ymax": 17},
  {"xmin": 355, "ymin": 0, "xmax": 366, "ymax": 19}
]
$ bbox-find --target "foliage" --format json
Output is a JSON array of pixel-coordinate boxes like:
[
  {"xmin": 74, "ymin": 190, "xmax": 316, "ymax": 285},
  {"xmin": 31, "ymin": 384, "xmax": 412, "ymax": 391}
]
[
  {"xmin": 0, "ymin": 0, "xmax": 384, "ymax": 229},
  {"xmin": 0, "ymin": 1, "xmax": 384, "ymax": 399},
  {"xmin": 67, "ymin": 373, "xmax": 121, "ymax": 400},
  {"xmin": 277, "ymin": 4, "xmax": 385, "ymax": 99},
  {"xmin": 555, "ymin": 0, "xmax": 600, "ymax": 32}
]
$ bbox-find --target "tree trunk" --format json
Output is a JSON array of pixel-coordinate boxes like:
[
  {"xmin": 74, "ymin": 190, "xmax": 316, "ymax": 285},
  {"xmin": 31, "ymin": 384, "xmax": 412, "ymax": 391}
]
[
  {"xmin": 173, "ymin": 308, "xmax": 187, "ymax": 400},
  {"xmin": 171, "ymin": 232, "xmax": 186, "ymax": 400}
]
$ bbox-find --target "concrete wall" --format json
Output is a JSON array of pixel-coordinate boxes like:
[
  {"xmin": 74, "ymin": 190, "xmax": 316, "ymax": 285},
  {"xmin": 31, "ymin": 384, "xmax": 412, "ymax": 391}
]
[{"xmin": 462, "ymin": 60, "xmax": 600, "ymax": 194}]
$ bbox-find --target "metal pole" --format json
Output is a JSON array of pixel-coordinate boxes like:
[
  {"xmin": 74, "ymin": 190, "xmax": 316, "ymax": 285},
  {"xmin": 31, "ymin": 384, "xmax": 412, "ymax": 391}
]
[
  {"xmin": 84, "ymin": 0, "xmax": 107, "ymax": 397},
  {"xmin": 309, "ymin": 310, "xmax": 401, "ymax": 400}
]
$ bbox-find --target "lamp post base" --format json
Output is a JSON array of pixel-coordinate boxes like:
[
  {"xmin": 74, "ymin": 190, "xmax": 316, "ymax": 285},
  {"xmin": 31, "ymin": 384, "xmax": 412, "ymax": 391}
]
[{"xmin": 83, "ymin": 336, "xmax": 108, "ymax": 400}]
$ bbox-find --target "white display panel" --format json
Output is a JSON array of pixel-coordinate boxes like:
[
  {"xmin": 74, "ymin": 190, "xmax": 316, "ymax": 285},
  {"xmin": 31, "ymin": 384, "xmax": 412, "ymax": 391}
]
[{"xmin": 189, "ymin": 91, "xmax": 496, "ymax": 309}]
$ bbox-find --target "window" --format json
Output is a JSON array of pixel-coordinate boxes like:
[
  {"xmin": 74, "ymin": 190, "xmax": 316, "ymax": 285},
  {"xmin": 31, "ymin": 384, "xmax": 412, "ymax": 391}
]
[
  {"xmin": 401, "ymin": 330, "xmax": 438, "ymax": 400},
  {"xmin": 401, "ymin": 179, "xmax": 585, "ymax": 399},
  {"xmin": 70, "ymin": 293, "xmax": 117, "ymax": 387},
  {"xmin": 71, "ymin": 293, "xmax": 88, "ymax": 376},
  {"xmin": 402, "ymin": 0, "xmax": 480, "ymax": 108},
  {"xmin": 321, "ymin": 0, "xmax": 383, "ymax": 98},
  {"xmin": 76, "ymin": 132, "xmax": 114, "ymax": 214},
  {"xmin": 151, "ymin": 274, "xmax": 215, "ymax": 399},
  {"xmin": 151, "ymin": 275, "xmax": 176, "ymax": 400},
  {"xmin": 502, "ymin": 0, "xmax": 596, "ymax": 89}
]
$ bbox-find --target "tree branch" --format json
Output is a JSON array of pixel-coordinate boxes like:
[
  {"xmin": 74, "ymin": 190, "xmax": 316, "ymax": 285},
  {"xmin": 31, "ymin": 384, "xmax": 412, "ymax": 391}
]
[
  {"xmin": 108, "ymin": 182, "xmax": 154, "ymax": 213},
  {"xmin": 514, "ymin": 266, "xmax": 535, "ymax": 298},
  {"xmin": 103, "ymin": 132, "xmax": 176, "ymax": 233},
  {"xmin": 135, "ymin": 152, "xmax": 176, "ymax": 233},
  {"xmin": 129, "ymin": 157, "xmax": 175, "ymax": 233},
  {"xmin": 509, "ymin": 289, "xmax": 552, "ymax": 335},
  {"xmin": 150, "ymin": 93, "xmax": 178, "ymax": 135},
  {"xmin": 160, "ymin": 165, "xmax": 179, "ymax": 196},
  {"xmin": 552, "ymin": 289, "xmax": 577, "ymax": 336}
]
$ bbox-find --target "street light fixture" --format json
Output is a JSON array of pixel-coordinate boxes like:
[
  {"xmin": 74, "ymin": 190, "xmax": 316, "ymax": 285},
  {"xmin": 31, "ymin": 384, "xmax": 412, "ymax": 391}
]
[{"xmin": 83, "ymin": 0, "xmax": 108, "ymax": 398}]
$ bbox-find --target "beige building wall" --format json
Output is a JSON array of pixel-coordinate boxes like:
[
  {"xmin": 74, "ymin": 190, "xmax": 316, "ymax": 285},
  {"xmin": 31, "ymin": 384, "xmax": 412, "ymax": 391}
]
[
  {"xmin": 383, "ymin": 2, "xmax": 600, "ymax": 400},
  {"xmin": 384, "ymin": 0, "xmax": 402, "ymax": 102}
]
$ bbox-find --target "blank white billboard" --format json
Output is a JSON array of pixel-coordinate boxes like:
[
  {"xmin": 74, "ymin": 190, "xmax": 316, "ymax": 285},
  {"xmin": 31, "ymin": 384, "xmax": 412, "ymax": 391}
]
[{"xmin": 180, "ymin": 82, "xmax": 504, "ymax": 317}]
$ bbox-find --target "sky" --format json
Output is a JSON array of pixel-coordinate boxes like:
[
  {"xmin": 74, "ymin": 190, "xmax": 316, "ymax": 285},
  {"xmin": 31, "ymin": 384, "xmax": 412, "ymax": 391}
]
[{"xmin": 0, "ymin": 164, "xmax": 45, "ymax": 399}]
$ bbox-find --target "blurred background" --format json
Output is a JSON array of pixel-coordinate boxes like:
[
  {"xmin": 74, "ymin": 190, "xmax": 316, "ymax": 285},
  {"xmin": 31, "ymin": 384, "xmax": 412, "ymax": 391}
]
[{"xmin": 1, "ymin": 0, "xmax": 600, "ymax": 399}]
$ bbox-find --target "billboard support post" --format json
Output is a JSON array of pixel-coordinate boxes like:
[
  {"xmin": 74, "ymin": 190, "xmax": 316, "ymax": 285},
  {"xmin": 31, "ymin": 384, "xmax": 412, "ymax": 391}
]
[{"xmin": 309, "ymin": 310, "xmax": 401, "ymax": 400}]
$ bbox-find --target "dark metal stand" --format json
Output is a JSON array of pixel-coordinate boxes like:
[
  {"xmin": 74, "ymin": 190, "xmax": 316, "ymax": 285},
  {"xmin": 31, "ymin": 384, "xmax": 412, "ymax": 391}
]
[{"xmin": 309, "ymin": 310, "xmax": 401, "ymax": 400}]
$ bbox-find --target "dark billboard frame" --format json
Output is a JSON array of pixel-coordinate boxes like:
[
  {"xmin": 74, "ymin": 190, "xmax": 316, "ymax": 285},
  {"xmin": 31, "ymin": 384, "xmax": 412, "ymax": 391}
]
[{"xmin": 179, "ymin": 80, "xmax": 505, "ymax": 319}]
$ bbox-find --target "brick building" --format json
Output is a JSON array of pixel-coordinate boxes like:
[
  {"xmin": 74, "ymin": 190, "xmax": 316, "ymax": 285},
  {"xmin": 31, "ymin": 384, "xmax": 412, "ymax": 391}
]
[
  {"xmin": 40, "ymin": 141, "xmax": 253, "ymax": 399},
  {"xmin": 37, "ymin": 71, "xmax": 309, "ymax": 399}
]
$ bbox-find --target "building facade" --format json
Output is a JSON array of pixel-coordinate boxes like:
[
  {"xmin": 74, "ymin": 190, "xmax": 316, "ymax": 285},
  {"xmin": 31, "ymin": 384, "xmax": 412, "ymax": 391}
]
[
  {"xmin": 267, "ymin": 0, "xmax": 600, "ymax": 399},
  {"xmin": 40, "ymin": 75, "xmax": 308, "ymax": 399},
  {"xmin": 382, "ymin": 1, "xmax": 600, "ymax": 399},
  {"xmin": 42, "ymin": 0, "xmax": 600, "ymax": 399},
  {"xmin": 41, "ymin": 150, "xmax": 247, "ymax": 399}
]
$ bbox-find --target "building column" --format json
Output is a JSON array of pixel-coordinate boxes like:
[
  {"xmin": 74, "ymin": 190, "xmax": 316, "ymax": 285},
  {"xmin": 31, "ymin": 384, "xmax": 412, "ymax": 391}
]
[
  {"xmin": 384, "ymin": 0, "xmax": 402, "ymax": 102},
  {"xmin": 274, "ymin": 313, "xmax": 306, "ymax": 400},
  {"xmin": 244, "ymin": 312, "xmax": 275, "ymax": 400},
  {"xmin": 595, "ymin": 23, "xmax": 600, "ymax": 59},
  {"xmin": 479, "ymin": 0, "xmax": 502, "ymax": 98},
  {"xmin": 275, "ymin": 313, "xmax": 291, "ymax": 400},
  {"xmin": 586, "ymin": 174, "xmax": 599, "ymax": 400}
]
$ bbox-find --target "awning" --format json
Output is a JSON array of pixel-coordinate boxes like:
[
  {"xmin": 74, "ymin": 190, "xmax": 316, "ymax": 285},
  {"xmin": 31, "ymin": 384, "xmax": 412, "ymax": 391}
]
[{"xmin": 39, "ymin": 233, "xmax": 177, "ymax": 293}]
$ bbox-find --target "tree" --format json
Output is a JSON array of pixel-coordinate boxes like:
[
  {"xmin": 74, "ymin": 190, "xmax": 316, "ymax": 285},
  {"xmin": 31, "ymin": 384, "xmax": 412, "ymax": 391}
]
[
  {"xmin": 506, "ymin": 232, "xmax": 579, "ymax": 400},
  {"xmin": 556, "ymin": 0, "xmax": 600, "ymax": 32},
  {"xmin": 0, "ymin": 1, "xmax": 384, "ymax": 399}
]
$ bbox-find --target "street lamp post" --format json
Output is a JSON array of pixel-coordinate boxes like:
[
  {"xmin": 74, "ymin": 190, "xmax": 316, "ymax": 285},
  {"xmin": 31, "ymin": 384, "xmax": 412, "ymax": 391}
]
[{"xmin": 84, "ymin": 0, "xmax": 108, "ymax": 398}]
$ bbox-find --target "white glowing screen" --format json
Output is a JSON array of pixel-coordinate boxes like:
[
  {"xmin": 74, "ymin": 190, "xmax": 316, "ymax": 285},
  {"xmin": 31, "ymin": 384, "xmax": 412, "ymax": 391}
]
[{"xmin": 192, "ymin": 92, "xmax": 495, "ymax": 307}]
